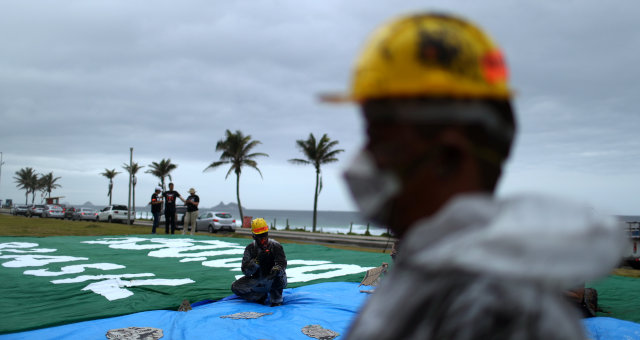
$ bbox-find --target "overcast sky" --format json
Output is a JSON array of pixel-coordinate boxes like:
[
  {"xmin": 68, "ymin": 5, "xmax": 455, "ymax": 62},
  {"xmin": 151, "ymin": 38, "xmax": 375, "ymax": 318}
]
[{"xmin": 1, "ymin": 1, "xmax": 639, "ymax": 215}]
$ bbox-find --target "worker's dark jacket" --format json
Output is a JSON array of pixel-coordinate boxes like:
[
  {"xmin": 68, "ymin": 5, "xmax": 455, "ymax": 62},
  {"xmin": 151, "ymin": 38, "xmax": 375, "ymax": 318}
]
[{"xmin": 241, "ymin": 239, "xmax": 287, "ymax": 278}]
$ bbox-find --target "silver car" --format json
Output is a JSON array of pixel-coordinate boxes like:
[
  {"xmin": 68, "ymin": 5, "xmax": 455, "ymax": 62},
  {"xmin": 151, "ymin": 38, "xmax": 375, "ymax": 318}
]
[
  {"xmin": 42, "ymin": 205, "xmax": 64, "ymax": 219},
  {"xmin": 196, "ymin": 211, "xmax": 237, "ymax": 233},
  {"xmin": 73, "ymin": 208, "xmax": 98, "ymax": 221},
  {"xmin": 11, "ymin": 205, "xmax": 30, "ymax": 216},
  {"xmin": 27, "ymin": 205, "xmax": 46, "ymax": 217}
]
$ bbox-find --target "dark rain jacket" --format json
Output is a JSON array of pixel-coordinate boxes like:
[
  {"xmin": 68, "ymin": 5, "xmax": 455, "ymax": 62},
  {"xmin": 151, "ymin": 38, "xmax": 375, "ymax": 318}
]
[{"xmin": 241, "ymin": 239, "xmax": 287, "ymax": 278}]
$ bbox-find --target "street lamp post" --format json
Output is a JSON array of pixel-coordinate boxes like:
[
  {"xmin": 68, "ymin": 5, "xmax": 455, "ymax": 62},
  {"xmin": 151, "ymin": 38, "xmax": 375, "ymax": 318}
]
[
  {"xmin": 128, "ymin": 147, "xmax": 133, "ymax": 225},
  {"xmin": 0, "ymin": 152, "xmax": 4, "ymax": 207}
]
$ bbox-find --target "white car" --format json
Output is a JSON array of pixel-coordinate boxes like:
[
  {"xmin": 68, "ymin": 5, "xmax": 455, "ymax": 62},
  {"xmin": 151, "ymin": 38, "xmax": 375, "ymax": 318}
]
[
  {"xmin": 97, "ymin": 205, "xmax": 135, "ymax": 223},
  {"xmin": 196, "ymin": 211, "xmax": 237, "ymax": 233}
]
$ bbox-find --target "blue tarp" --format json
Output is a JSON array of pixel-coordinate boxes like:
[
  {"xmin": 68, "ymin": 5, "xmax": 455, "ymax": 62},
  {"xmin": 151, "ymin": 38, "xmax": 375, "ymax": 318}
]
[
  {"xmin": 3, "ymin": 281, "xmax": 640, "ymax": 340},
  {"xmin": 584, "ymin": 317, "xmax": 640, "ymax": 340},
  {"xmin": 2, "ymin": 282, "xmax": 369, "ymax": 340}
]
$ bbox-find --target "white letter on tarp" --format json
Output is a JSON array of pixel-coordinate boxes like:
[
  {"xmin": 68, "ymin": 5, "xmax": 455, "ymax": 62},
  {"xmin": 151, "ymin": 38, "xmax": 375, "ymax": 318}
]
[
  {"xmin": 52, "ymin": 274, "xmax": 195, "ymax": 301},
  {"xmin": 0, "ymin": 255, "xmax": 88, "ymax": 268},
  {"xmin": 24, "ymin": 263, "xmax": 126, "ymax": 277}
]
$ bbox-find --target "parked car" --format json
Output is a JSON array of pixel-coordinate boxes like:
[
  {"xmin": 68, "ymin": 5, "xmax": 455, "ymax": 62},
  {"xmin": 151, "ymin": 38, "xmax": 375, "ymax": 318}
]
[
  {"xmin": 11, "ymin": 204, "xmax": 30, "ymax": 216},
  {"xmin": 196, "ymin": 211, "xmax": 237, "ymax": 233},
  {"xmin": 73, "ymin": 208, "xmax": 98, "ymax": 221},
  {"xmin": 160, "ymin": 205, "xmax": 187, "ymax": 229},
  {"xmin": 64, "ymin": 206, "xmax": 78, "ymax": 220},
  {"xmin": 27, "ymin": 205, "xmax": 46, "ymax": 217},
  {"xmin": 97, "ymin": 205, "xmax": 135, "ymax": 224},
  {"xmin": 41, "ymin": 205, "xmax": 64, "ymax": 219}
]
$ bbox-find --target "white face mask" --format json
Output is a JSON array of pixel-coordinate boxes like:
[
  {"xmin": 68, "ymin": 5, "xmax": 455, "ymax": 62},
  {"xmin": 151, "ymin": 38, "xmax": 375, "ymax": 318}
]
[{"xmin": 343, "ymin": 151, "xmax": 400, "ymax": 226}]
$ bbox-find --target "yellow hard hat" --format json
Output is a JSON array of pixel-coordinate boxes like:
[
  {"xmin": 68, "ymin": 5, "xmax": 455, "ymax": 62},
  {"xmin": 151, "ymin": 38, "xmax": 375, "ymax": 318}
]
[
  {"xmin": 323, "ymin": 13, "xmax": 512, "ymax": 102},
  {"xmin": 251, "ymin": 218, "xmax": 269, "ymax": 235}
]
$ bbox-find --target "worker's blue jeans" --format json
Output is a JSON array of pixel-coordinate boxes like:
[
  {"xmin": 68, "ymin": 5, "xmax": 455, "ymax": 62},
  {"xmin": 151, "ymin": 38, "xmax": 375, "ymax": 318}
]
[{"xmin": 231, "ymin": 271, "xmax": 287, "ymax": 304}]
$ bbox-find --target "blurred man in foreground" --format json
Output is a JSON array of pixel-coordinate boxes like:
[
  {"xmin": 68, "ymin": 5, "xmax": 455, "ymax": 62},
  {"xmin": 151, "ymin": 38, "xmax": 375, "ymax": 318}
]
[
  {"xmin": 231, "ymin": 218, "xmax": 287, "ymax": 307},
  {"xmin": 329, "ymin": 12, "xmax": 626, "ymax": 339}
]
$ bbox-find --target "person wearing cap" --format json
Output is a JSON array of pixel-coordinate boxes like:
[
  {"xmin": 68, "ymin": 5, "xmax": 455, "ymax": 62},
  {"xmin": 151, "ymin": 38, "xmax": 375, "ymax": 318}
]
[
  {"xmin": 231, "ymin": 218, "xmax": 287, "ymax": 307},
  {"xmin": 331, "ymin": 13, "xmax": 625, "ymax": 340},
  {"xmin": 163, "ymin": 182, "xmax": 185, "ymax": 234},
  {"xmin": 183, "ymin": 188, "xmax": 199, "ymax": 235},
  {"xmin": 149, "ymin": 187, "xmax": 163, "ymax": 234}
]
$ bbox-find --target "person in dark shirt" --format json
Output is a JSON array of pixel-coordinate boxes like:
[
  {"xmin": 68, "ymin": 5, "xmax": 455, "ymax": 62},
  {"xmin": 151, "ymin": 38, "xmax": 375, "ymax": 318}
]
[
  {"xmin": 231, "ymin": 218, "xmax": 287, "ymax": 307},
  {"xmin": 163, "ymin": 182, "xmax": 184, "ymax": 234},
  {"xmin": 183, "ymin": 187, "xmax": 199, "ymax": 235},
  {"xmin": 149, "ymin": 187, "xmax": 163, "ymax": 234}
]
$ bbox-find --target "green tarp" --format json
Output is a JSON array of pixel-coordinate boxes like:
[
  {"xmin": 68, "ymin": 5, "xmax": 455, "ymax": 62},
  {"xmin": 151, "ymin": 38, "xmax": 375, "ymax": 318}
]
[
  {"xmin": 0, "ymin": 235, "xmax": 389, "ymax": 334},
  {"xmin": 588, "ymin": 275, "xmax": 640, "ymax": 323}
]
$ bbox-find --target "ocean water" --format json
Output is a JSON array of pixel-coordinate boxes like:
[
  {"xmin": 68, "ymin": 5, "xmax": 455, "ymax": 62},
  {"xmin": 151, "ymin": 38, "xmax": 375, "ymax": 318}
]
[{"xmin": 133, "ymin": 207, "xmax": 388, "ymax": 236}]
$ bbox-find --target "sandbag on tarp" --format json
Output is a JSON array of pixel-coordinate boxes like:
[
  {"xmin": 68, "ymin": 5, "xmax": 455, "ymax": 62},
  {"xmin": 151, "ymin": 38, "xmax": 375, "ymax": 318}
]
[
  {"xmin": 0, "ymin": 282, "xmax": 371, "ymax": 340},
  {"xmin": 584, "ymin": 317, "xmax": 640, "ymax": 340}
]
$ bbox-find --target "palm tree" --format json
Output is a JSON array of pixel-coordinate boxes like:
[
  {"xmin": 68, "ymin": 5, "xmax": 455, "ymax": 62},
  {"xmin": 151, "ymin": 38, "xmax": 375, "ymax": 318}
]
[
  {"xmin": 204, "ymin": 129, "xmax": 268, "ymax": 223},
  {"xmin": 14, "ymin": 167, "xmax": 38, "ymax": 204},
  {"xmin": 123, "ymin": 162, "xmax": 144, "ymax": 212},
  {"xmin": 39, "ymin": 172, "xmax": 62, "ymax": 198},
  {"xmin": 100, "ymin": 168, "xmax": 120, "ymax": 205},
  {"xmin": 145, "ymin": 159, "xmax": 177, "ymax": 190},
  {"xmin": 289, "ymin": 133, "xmax": 344, "ymax": 232}
]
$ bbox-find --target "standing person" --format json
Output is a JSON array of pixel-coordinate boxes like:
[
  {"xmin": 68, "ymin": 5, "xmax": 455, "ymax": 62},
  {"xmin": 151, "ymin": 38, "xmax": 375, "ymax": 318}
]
[
  {"xmin": 149, "ymin": 187, "xmax": 163, "ymax": 234},
  {"xmin": 328, "ymin": 12, "xmax": 626, "ymax": 340},
  {"xmin": 163, "ymin": 182, "xmax": 184, "ymax": 234},
  {"xmin": 183, "ymin": 187, "xmax": 199, "ymax": 235},
  {"xmin": 231, "ymin": 218, "xmax": 287, "ymax": 307}
]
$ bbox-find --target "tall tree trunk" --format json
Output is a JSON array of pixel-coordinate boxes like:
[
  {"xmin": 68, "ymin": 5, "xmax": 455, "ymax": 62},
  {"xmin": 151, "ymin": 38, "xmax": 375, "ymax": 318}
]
[
  {"xmin": 132, "ymin": 184, "xmax": 136, "ymax": 214},
  {"xmin": 109, "ymin": 180, "xmax": 113, "ymax": 206},
  {"xmin": 236, "ymin": 172, "xmax": 243, "ymax": 225},
  {"xmin": 25, "ymin": 191, "xmax": 28, "ymax": 205},
  {"xmin": 312, "ymin": 169, "xmax": 319, "ymax": 232}
]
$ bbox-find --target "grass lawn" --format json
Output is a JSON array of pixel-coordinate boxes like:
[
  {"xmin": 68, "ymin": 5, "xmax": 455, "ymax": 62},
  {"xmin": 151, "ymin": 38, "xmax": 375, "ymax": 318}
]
[{"xmin": 0, "ymin": 214, "xmax": 153, "ymax": 236}]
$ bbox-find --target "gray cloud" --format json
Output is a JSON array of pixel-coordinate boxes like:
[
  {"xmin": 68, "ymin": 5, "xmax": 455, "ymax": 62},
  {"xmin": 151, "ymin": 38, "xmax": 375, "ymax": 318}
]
[{"xmin": 1, "ymin": 1, "xmax": 638, "ymax": 214}]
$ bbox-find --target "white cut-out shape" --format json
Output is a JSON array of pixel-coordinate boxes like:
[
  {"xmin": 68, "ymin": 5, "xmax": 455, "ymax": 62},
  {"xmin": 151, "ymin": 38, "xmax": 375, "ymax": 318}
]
[
  {"xmin": 286, "ymin": 264, "xmax": 373, "ymax": 283},
  {"xmin": 0, "ymin": 255, "xmax": 88, "ymax": 268},
  {"xmin": 0, "ymin": 242, "xmax": 39, "ymax": 250},
  {"xmin": 180, "ymin": 257, "xmax": 207, "ymax": 262},
  {"xmin": 201, "ymin": 258, "xmax": 242, "ymax": 268},
  {"xmin": 148, "ymin": 247, "xmax": 244, "ymax": 258},
  {"xmin": 233, "ymin": 261, "xmax": 373, "ymax": 282},
  {"xmin": 287, "ymin": 260, "xmax": 331, "ymax": 266},
  {"xmin": 24, "ymin": 263, "xmax": 126, "ymax": 277},
  {"xmin": 83, "ymin": 237, "xmax": 244, "ymax": 256},
  {"xmin": 0, "ymin": 248, "xmax": 57, "ymax": 254},
  {"xmin": 83, "ymin": 237, "xmax": 191, "ymax": 250},
  {"xmin": 51, "ymin": 273, "xmax": 154, "ymax": 284},
  {"xmin": 82, "ymin": 277, "xmax": 194, "ymax": 301}
]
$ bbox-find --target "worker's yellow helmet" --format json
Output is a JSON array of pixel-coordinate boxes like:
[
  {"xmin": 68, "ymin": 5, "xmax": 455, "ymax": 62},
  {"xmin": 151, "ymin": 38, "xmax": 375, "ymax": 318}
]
[
  {"xmin": 324, "ymin": 13, "xmax": 512, "ymax": 102},
  {"xmin": 251, "ymin": 218, "xmax": 269, "ymax": 235}
]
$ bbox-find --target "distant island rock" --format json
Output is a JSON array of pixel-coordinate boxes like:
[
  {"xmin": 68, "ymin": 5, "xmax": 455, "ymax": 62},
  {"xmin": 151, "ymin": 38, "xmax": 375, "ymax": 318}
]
[
  {"xmin": 210, "ymin": 201, "xmax": 244, "ymax": 211},
  {"xmin": 83, "ymin": 201, "xmax": 95, "ymax": 207}
]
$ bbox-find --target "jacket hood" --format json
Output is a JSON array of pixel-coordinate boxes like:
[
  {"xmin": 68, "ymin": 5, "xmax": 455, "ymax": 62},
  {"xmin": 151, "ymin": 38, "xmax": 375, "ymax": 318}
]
[{"xmin": 401, "ymin": 193, "xmax": 627, "ymax": 289}]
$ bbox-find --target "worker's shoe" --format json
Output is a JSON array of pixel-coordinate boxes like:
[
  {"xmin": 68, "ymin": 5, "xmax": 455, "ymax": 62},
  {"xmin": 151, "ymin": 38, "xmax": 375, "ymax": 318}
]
[
  {"xmin": 256, "ymin": 295, "xmax": 267, "ymax": 305},
  {"xmin": 270, "ymin": 302, "xmax": 282, "ymax": 307}
]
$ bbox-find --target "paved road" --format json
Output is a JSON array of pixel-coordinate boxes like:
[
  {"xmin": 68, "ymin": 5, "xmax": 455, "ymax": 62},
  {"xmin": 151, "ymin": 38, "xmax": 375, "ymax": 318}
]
[{"xmin": 0, "ymin": 209, "xmax": 394, "ymax": 251}]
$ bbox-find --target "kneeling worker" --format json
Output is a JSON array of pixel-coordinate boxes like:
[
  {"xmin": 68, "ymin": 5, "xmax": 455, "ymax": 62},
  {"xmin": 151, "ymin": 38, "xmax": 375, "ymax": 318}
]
[{"xmin": 231, "ymin": 218, "xmax": 287, "ymax": 306}]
